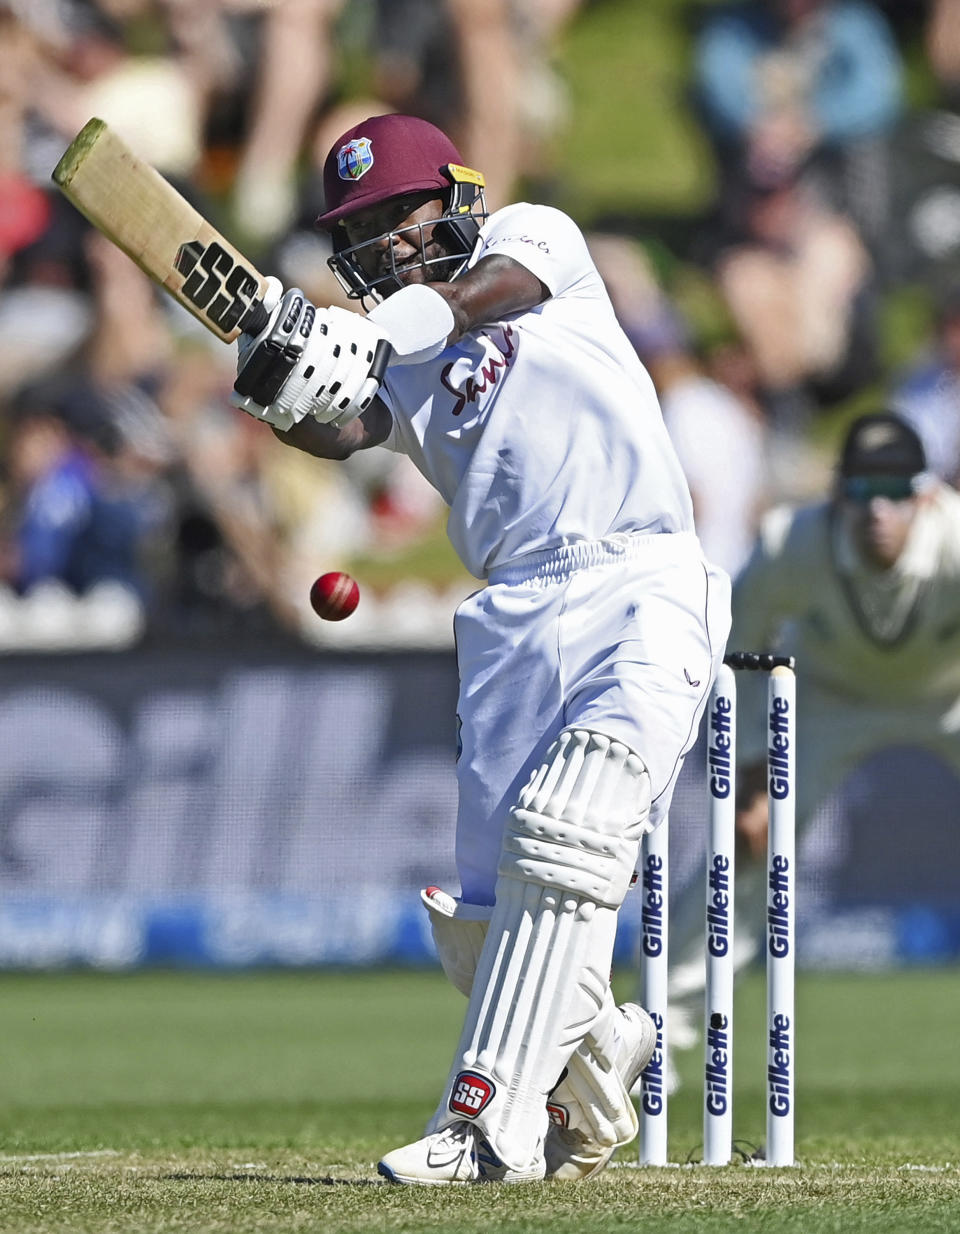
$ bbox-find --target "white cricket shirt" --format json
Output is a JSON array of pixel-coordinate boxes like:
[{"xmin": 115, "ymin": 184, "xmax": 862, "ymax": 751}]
[
  {"xmin": 378, "ymin": 203, "xmax": 693, "ymax": 578},
  {"xmin": 732, "ymin": 485, "xmax": 960, "ymax": 707}
]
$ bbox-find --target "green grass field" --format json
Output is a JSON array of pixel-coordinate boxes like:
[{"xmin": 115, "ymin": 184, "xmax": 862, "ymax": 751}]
[{"xmin": 2, "ymin": 967, "xmax": 958, "ymax": 1232}]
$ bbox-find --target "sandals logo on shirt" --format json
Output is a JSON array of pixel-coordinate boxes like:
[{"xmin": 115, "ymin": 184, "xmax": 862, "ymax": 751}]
[
  {"xmin": 337, "ymin": 137, "xmax": 374, "ymax": 181},
  {"xmin": 440, "ymin": 325, "xmax": 516, "ymax": 417},
  {"xmin": 483, "ymin": 233, "xmax": 550, "ymax": 255}
]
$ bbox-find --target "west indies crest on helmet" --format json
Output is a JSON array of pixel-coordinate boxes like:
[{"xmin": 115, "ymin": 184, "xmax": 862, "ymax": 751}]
[{"xmin": 315, "ymin": 113, "xmax": 487, "ymax": 304}]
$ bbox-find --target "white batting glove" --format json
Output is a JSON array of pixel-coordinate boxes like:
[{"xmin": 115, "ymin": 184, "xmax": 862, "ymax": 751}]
[
  {"xmin": 280, "ymin": 305, "xmax": 391, "ymax": 429},
  {"xmin": 232, "ymin": 283, "xmax": 314, "ymax": 430},
  {"xmin": 232, "ymin": 289, "xmax": 391, "ymax": 431}
]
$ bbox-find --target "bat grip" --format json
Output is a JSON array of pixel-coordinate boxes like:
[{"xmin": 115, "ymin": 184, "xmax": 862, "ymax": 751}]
[
  {"xmin": 239, "ymin": 299, "xmax": 271, "ymax": 337},
  {"xmin": 370, "ymin": 338, "xmax": 393, "ymax": 383}
]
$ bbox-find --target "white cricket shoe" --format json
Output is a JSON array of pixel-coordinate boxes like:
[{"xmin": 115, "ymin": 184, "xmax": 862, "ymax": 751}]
[
  {"xmin": 377, "ymin": 1121, "xmax": 546, "ymax": 1186},
  {"xmin": 544, "ymin": 1002, "xmax": 657, "ymax": 1182}
]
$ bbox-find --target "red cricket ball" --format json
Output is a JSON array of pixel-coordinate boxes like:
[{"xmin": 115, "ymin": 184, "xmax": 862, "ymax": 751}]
[{"xmin": 309, "ymin": 571, "xmax": 360, "ymax": 621}]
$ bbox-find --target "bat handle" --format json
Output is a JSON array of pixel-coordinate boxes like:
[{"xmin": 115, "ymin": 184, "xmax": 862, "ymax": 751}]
[
  {"xmin": 240, "ymin": 299, "xmax": 271, "ymax": 337},
  {"xmin": 370, "ymin": 338, "xmax": 393, "ymax": 384}
]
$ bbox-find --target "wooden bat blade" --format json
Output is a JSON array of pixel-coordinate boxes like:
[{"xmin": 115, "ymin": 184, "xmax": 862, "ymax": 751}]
[{"xmin": 53, "ymin": 118, "xmax": 269, "ymax": 343}]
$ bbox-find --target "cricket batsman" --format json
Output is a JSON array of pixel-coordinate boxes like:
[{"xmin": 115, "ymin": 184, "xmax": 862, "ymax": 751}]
[{"xmin": 229, "ymin": 113, "xmax": 731, "ymax": 1183}]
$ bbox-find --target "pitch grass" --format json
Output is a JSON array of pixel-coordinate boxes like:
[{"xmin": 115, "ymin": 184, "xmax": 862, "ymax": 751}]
[{"xmin": 1, "ymin": 968, "xmax": 958, "ymax": 1232}]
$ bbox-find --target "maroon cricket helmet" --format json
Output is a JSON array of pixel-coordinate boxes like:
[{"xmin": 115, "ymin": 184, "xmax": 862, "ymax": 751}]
[
  {"xmin": 316, "ymin": 114, "xmax": 465, "ymax": 228},
  {"xmin": 316, "ymin": 113, "xmax": 488, "ymax": 304}
]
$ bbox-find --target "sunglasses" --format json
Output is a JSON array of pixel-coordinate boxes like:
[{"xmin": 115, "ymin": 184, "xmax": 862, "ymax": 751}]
[{"xmin": 841, "ymin": 475, "xmax": 917, "ymax": 503}]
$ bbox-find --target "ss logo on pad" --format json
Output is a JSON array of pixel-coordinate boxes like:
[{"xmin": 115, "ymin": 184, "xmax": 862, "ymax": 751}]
[{"xmin": 449, "ymin": 1071, "xmax": 495, "ymax": 1117}]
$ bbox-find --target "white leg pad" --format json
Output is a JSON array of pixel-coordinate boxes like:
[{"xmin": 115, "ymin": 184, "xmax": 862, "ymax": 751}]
[
  {"xmin": 548, "ymin": 992, "xmax": 637, "ymax": 1149},
  {"xmin": 502, "ymin": 728, "xmax": 652, "ymax": 907},
  {"xmin": 430, "ymin": 729, "xmax": 651, "ymax": 1172},
  {"xmin": 421, "ymin": 886, "xmax": 642, "ymax": 1178}
]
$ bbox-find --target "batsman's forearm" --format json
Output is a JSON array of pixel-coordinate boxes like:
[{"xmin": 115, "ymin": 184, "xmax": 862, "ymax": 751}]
[
  {"xmin": 271, "ymin": 396, "xmax": 392, "ymax": 459},
  {"xmin": 433, "ymin": 255, "xmax": 548, "ymax": 338}
]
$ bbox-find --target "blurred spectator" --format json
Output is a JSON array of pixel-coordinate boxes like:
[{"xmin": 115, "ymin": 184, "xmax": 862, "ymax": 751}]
[
  {"xmin": 0, "ymin": 6, "xmax": 91, "ymax": 393},
  {"xmin": 445, "ymin": 0, "xmax": 521, "ymax": 212},
  {"xmin": 693, "ymin": 0, "xmax": 904, "ymax": 244},
  {"xmin": 926, "ymin": 0, "xmax": 960, "ymax": 106},
  {"xmin": 437, "ymin": 0, "xmax": 579, "ymax": 211},
  {"xmin": 657, "ymin": 343, "xmax": 770, "ymax": 579},
  {"xmin": 891, "ymin": 286, "xmax": 960, "ymax": 487},
  {"xmin": 882, "ymin": 0, "xmax": 960, "ymax": 286},
  {"xmin": 368, "ymin": 0, "xmax": 463, "ymax": 134},
  {"xmin": 156, "ymin": 342, "xmax": 378, "ymax": 635},
  {"xmin": 158, "ymin": 371, "xmax": 302, "ymax": 635},
  {"xmin": 77, "ymin": 228, "xmax": 303, "ymax": 633},
  {"xmin": 66, "ymin": 7, "xmax": 204, "ymax": 178},
  {"xmin": 586, "ymin": 233, "xmax": 679, "ymax": 367},
  {"xmin": 0, "ymin": 192, "xmax": 91, "ymax": 398},
  {"xmin": 230, "ymin": 0, "xmax": 347, "ymax": 245},
  {"xmin": 0, "ymin": 392, "xmax": 148, "ymax": 598},
  {"xmin": 4, "ymin": 1, "xmax": 233, "ymax": 183},
  {"xmin": 713, "ymin": 167, "xmax": 876, "ymax": 418},
  {"xmin": 690, "ymin": 2, "xmax": 895, "ymax": 419},
  {"xmin": 0, "ymin": 227, "xmax": 178, "ymax": 608}
]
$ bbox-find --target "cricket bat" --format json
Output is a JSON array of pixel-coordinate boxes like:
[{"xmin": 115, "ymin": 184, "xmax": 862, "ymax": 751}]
[{"xmin": 52, "ymin": 118, "xmax": 270, "ymax": 343}]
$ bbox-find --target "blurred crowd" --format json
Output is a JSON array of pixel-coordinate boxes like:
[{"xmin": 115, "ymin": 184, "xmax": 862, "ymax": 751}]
[{"xmin": 1, "ymin": 0, "xmax": 960, "ymax": 648}]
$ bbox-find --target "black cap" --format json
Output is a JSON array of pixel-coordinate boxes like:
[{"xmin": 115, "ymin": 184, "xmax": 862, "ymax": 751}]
[{"xmin": 839, "ymin": 413, "xmax": 926, "ymax": 478}]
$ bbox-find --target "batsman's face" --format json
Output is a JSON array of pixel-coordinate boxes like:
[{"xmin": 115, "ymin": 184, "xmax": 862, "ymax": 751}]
[{"xmin": 341, "ymin": 194, "xmax": 453, "ymax": 294}]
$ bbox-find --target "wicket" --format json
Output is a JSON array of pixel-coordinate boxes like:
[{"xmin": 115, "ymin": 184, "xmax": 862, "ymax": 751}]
[{"xmin": 638, "ymin": 651, "xmax": 797, "ymax": 1167}]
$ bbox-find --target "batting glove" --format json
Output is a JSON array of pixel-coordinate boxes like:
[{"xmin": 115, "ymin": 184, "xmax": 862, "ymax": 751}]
[{"xmin": 232, "ymin": 286, "xmax": 391, "ymax": 431}]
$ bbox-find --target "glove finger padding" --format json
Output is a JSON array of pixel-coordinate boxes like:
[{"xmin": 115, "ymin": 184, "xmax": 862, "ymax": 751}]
[
  {"xmin": 303, "ymin": 306, "xmax": 391, "ymax": 427},
  {"xmin": 233, "ymin": 299, "xmax": 391, "ymax": 432},
  {"xmin": 260, "ymin": 306, "xmax": 338, "ymax": 422}
]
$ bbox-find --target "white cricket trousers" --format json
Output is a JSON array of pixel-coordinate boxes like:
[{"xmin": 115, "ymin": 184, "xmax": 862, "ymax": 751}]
[{"xmin": 453, "ymin": 530, "xmax": 731, "ymax": 904}]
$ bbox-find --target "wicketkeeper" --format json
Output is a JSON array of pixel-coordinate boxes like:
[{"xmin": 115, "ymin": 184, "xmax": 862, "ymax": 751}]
[
  {"xmin": 229, "ymin": 113, "xmax": 731, "ymax": 1184},
  {"xmin": 667, "ymin": 412, "xmax": 960, "ymax": 1065}
]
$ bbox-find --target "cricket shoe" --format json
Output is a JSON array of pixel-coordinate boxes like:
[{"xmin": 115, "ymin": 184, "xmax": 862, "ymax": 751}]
[
  {"xmin": 544, "ymin": 1002, "xmax": 657, "ymax": 1182},
  {"xmin": 377, "ymin": 1121, "xmax": 546, "ymax": 1186}
]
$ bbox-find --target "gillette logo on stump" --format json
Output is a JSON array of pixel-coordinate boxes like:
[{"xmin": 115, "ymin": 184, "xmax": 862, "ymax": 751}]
[
  {"xmin": 450, "ymin": 1071, "xmax": 495, "ymax": 1117},
  {"xmin": 337, "ymin": 137, "xmax": 374, "ymax": 181},
  {"xmin": 641, "ymin": 853, "xmax": 665, "ymax": 958}
]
